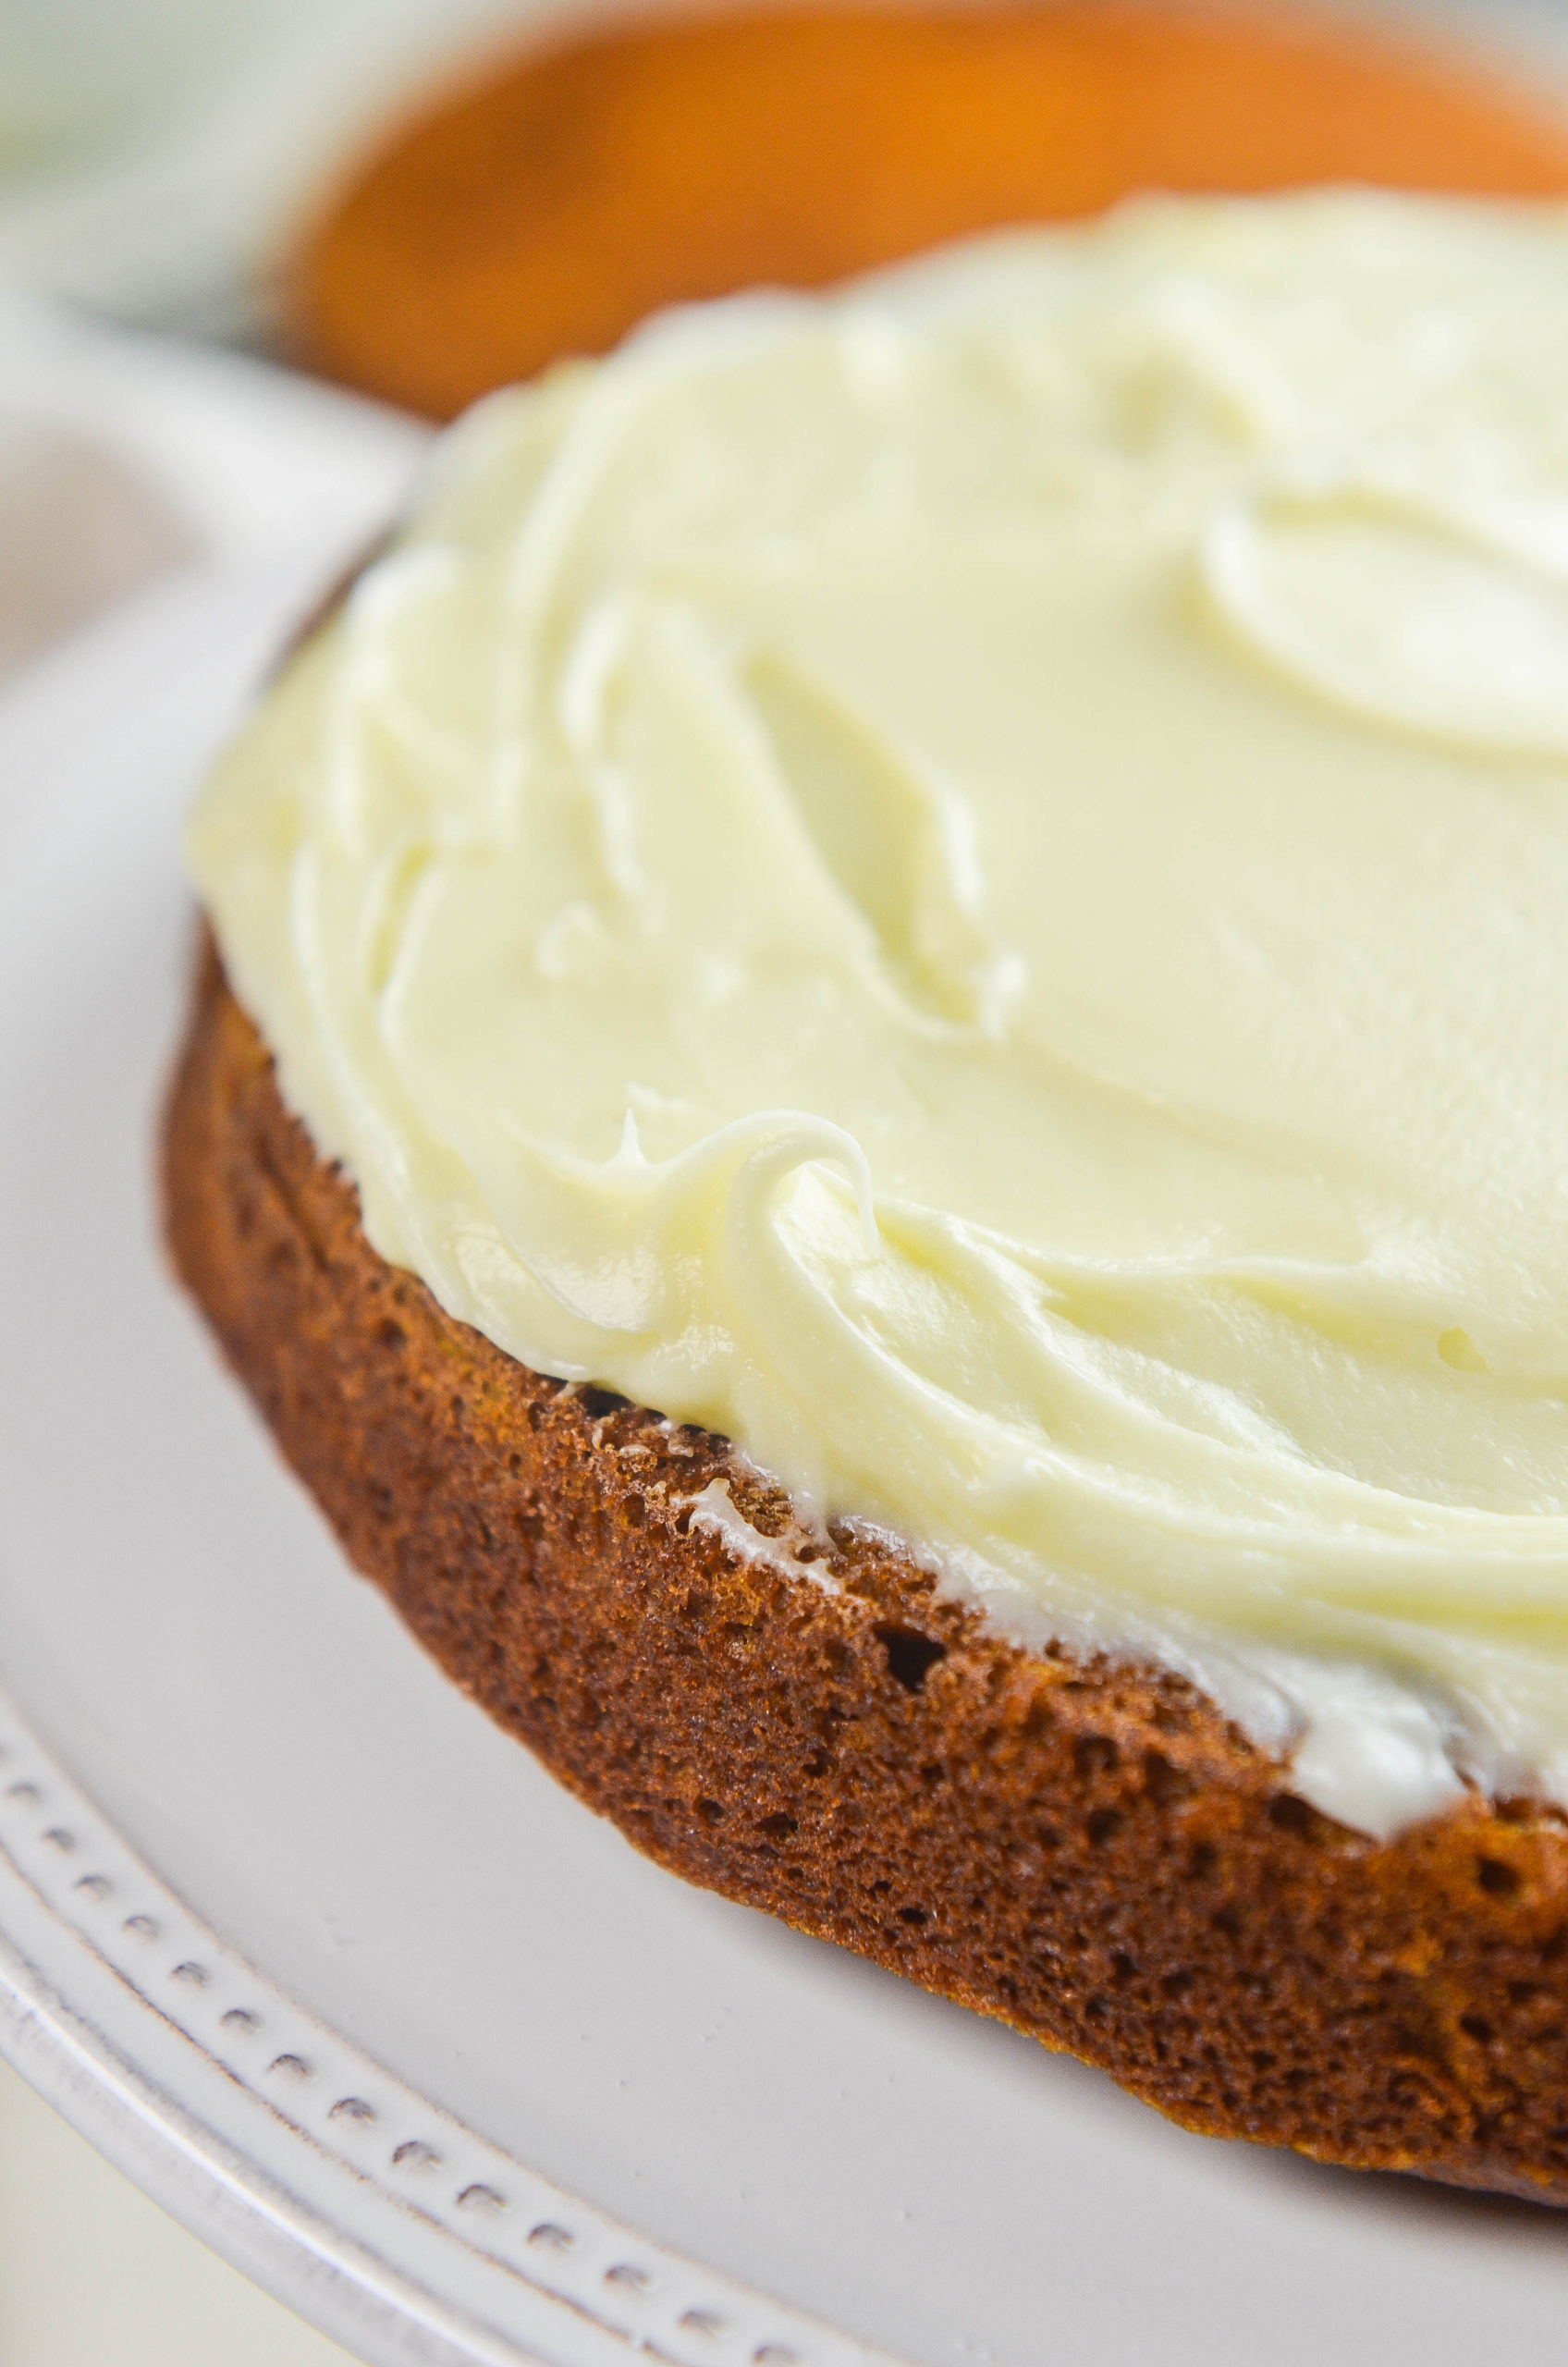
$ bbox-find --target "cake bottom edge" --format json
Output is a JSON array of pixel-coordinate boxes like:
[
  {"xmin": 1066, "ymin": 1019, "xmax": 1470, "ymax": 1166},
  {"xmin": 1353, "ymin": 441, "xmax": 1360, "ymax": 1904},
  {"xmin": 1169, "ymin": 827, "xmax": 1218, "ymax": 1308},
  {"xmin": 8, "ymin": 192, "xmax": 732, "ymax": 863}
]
[{"xmin": 162, "ymin": 928, "xmax": 1568, "ymax": 2207}]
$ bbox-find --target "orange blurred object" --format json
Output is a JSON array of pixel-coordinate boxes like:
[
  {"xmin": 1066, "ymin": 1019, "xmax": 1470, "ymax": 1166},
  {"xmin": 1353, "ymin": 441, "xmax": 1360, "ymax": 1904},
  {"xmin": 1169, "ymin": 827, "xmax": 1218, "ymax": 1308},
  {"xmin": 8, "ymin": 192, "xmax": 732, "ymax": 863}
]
[{"xmin": 289, "ymin": 4, "xmax": 1568, "ymax": 420}]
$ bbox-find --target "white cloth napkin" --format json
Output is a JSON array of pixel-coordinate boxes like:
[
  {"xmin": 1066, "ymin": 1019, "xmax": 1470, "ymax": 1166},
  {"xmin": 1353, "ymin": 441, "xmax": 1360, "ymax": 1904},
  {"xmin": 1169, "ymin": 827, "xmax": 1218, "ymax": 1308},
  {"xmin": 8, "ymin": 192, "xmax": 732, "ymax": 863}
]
[
  {"xmin": 0, "ymin": 0, "xmax": 551, "ymax": 338},
  {"xmin": 0, "ymin": 293, "xmax": 427, "ymax": 685}
]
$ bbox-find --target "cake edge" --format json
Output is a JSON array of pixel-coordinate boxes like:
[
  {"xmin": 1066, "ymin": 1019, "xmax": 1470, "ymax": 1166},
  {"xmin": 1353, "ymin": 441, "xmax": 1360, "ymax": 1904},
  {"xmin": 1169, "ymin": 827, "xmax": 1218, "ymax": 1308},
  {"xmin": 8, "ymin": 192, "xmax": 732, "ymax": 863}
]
[{"xmin": 163, "ymin": 930, "xmax": 1568, "ymax": 2205}]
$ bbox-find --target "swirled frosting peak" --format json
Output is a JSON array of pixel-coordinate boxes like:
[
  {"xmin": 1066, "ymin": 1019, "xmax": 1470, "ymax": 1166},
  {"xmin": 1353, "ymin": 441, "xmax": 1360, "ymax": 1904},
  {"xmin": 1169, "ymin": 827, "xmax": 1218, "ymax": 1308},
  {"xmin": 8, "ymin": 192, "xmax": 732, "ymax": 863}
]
[{"xmin": 190, "ymin": 192, "xmax": 1568, "ymax": 1837}]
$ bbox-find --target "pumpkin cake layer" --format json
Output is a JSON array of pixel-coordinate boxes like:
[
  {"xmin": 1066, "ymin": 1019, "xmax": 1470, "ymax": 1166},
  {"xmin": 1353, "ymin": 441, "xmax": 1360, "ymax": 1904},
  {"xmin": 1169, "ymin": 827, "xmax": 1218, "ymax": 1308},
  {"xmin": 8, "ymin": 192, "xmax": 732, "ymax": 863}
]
[
  {"xmin": 188, "ymin": 200, "xmax": 1568, "ymax": 1839},
  {"xmin": 165, "ymin": 942, "xmax": 1568, "ymax": 2203},
  {"xmin": 289, "ymin": 3, "xmax": 1568, "ymax": 419},
  {"xmin": 175, "ymin": 193, "xmax": 1568, "ymax": 2198}
]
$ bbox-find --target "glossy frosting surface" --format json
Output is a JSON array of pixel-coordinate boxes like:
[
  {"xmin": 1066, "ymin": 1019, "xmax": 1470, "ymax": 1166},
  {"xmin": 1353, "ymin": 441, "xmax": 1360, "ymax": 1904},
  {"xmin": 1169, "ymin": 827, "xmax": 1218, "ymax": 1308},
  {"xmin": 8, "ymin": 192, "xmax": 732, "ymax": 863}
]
[{"xmin": 190, "ymin": 193, "xmax": 1568, "ymax": 1835}]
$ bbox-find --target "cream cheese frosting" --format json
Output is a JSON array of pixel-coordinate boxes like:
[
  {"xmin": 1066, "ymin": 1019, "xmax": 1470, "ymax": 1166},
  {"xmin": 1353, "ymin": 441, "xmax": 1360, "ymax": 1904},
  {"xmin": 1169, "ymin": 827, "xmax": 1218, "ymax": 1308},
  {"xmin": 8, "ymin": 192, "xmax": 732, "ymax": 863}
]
[{"xmin": 190, "ymin": 190, "xmax": 1568, "ymax": 1840}]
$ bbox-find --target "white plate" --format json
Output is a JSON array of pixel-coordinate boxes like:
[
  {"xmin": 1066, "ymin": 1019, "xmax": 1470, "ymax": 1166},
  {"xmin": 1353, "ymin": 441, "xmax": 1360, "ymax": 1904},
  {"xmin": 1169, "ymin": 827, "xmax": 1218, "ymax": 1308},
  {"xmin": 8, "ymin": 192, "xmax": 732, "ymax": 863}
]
[{"xmin": 4, "ymin": 544, "xmax": 1568, "ymax": 2367}]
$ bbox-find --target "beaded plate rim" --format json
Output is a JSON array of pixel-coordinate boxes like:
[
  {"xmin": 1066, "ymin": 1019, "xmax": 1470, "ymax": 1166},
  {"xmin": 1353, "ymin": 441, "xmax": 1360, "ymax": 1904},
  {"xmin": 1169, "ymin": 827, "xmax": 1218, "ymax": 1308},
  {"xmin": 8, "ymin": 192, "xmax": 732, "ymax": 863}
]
[{"xmin": 0, "ymin": 1675, "xmax": 905, "ymax": 2367}]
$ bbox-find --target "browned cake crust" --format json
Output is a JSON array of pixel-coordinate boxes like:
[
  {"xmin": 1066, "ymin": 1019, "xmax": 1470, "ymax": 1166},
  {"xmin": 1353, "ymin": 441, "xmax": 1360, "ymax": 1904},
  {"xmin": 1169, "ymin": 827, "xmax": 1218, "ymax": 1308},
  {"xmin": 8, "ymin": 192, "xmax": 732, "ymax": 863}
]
[{"xmin": 164, "ymin": 938, "xmax": 1568, "ymax": 2203}]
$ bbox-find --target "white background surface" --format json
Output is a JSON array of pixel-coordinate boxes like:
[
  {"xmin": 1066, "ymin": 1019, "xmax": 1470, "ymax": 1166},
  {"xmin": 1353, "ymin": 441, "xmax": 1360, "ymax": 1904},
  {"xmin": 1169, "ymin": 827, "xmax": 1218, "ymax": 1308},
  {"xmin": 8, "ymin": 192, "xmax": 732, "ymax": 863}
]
[
  {"xmin": 0, "ymin": 2055, "xmax": 347, "ymax": 2367},
  {"xmin": 6, "ymin": 4, "xmax": 1568, "ymax": 2362}
]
